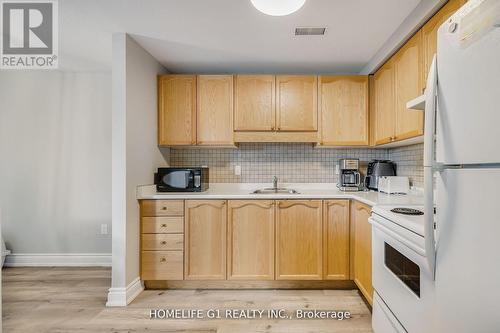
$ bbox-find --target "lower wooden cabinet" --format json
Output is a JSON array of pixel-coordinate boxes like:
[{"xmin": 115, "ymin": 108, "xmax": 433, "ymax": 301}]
[
  {"xmin": 141, "ymin": 251, "xmax": 183, "ymax": 280},
  {"xmin": 276, "ymin": 200, "xmax": 323, "ymax": 280},
  {"xmin": 227, "ymin": 200, "xmax": 275, "ymax": 280},
  {"xmin": 323, "ymin": 200, "xmax": 350, "ymax": 280},
  {"xmin": 140, "ymin": 198, "xmax": 371, "ymax": 294},
  {"xmin": 184, "ymin": 200, "xmax": 227, "ymax": 280},
  {"xmin": 351, "ymin": 200, "xmax": 373, "ymax": 305}
]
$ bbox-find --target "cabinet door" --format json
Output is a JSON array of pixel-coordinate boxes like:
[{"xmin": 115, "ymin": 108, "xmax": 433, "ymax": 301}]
[
  {"xmin": 197, "ymin": 75, "xmax": 234, "ymax": 145},
  {"xmin": 422, "ymin": 0, "xmax": 466, "ymax": 87},
  {"xmin": 276, "ymin": 76, "xmax": 318, "ymax": 131},
  {"xmin": 373, "ymin": 60, "xmax": 395, "ymax": 145},
  {"xmin": 227, "ymin": 200, "xmax": 275, "ymax": 280},
  {"xmin": 234, "ymin": 75, "xmax": 276, "ymax": 131},
  {"xmin": 158, "ymin": 75, "xmax": 196, "ymax": 146},
  {"xmin": 323, "ymin": 200, "xmax": 350, "ymax": 280},
  {"xmin": 394, "ymin": 31, "xmax": 424, "ymax": 141},
  {"xmin": 320, "ymin": 76, "xmax": 368, "ymax": 146},
  {"xmin": 351, "ymin": 201, "xmax": 373, "ymax": 305},
  {"xmin": 276, "ymin": 200, "xmax": 322, "ymax": 280},
  {"xmin": 185, "ymin": 200, "xmax": 227, "ymax": 280}
]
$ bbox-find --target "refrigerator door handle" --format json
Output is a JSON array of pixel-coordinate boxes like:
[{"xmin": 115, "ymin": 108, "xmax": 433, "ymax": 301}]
[
  {"xmin": 423, "ymin": 55, "xmax": 438, "ymax": 279},
  {"xmin": 424, "ymin": 55, "xmax": 437, "ymax": 169}
]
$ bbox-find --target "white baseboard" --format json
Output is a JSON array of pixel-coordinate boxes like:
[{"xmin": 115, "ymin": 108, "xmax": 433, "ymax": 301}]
[
  {"xmin": 106, "ymin": 277, "xmax": 144, "ymax": 307},
  {"xmin": 4, "ymin": 253, "xmax": 112, "ymax": 267}
]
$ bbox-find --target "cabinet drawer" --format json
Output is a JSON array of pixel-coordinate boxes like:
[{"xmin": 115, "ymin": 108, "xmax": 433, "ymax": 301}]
[
  {"xmin": 142, "ymin": 217, "xmax": 184, "ymax": 234},
  {"xmin": 142, "ymin": 234, "xmax": 184, "ymax": 251},
  {"xmin": 141, "ymin": 200, "xmax": 184, "ymax": 217},
  {"xmin": 141, "ymin": 251, "xmax": 183, "ymax": 280}
]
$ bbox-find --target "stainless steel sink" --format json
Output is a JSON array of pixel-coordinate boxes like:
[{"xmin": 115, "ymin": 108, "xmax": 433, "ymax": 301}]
[{"xmin": 252, "ymin": 188, "xmax": 300, "ymax": 194}]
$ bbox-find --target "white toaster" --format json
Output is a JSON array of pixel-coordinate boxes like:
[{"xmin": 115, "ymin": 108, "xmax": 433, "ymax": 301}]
[{"xmin": 378, "ymin": 176, "xmax": 410, "ymax": 194}]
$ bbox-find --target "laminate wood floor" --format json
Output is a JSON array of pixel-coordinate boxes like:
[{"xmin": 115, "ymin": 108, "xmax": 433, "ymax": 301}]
[{"xmin": 2, "ymin": 267, "xmax": 373, "ymax": 333}]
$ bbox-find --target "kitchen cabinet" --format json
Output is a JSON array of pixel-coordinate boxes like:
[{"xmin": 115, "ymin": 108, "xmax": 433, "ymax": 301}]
[
  {"xmin": 319, "ymin": 76, "xmax": 369, "ymax": 146},
  {"xmin": 276, "ymin": 75, "xmax": 318, "ymax": 132},
  {"xmin": 141, "ymin": 251, "xmax": 183, "ymax": 280},
  {"xmin": 422, "ymin": 0, "xmax": 467, "ymax": 87},
  {"xmin": 373, "ymin": 60, "xmax": 396, "ymax": 145},
  {"xmin": 227, "ymin": 200, "xmax": 275, "ymax": 280},
  {"xmin": 276, "ymin": 200, "xmax": 323, "ymax": 280},
  {"xmin": 157, "ymin": 75, "xmax": 196, "ymax": 146},
  {"xmin": 393, "ymin": 31, "xmax": 424, "ymax": 140},
  {"xmin": 350, "ymin": 201, "xmax": 373, "ymax": 305},
  {"xmin": 184, "ymin": 200, "xmax": 227, "ymax": 280},
  {"xmin": 234, "ymin": 75, "xmax": 276, "ymax": 131},
  {"xmin": 140, "ymin": 200, "xmax": 184, "ymax": 281},
  {"xmin": 373, "ymin": 31, "xmax": 423, "ymax": 144},
  {"xmin": 197, "ymin": 75, "xmax": 234, "ymax": 146},
  {"xmin": 323, "ymin": 200, "xmax": 350, "ymax": 280}
]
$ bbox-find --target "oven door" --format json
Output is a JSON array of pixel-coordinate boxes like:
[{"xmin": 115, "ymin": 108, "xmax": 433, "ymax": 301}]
[{"xmin": 370, "ymin": 215, "xmax": 435, "ymax": 333}]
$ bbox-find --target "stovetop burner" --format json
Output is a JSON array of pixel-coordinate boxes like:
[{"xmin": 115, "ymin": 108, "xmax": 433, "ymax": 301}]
[{"xmin": 391, "ymin": 207, "xmax": 424, "ymax": 215}]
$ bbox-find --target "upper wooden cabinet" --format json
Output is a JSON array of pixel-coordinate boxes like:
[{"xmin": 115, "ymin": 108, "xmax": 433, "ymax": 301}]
[
  {"xmin": 158, "ymin": 75, "xmax": 196, "ymax": 146},
  {"xmin": 373, "ymin": 60, "xmax": 396, "ymax": 145},
  {"xmin": 323, "ymin": 200, "xmax": 350, "ymax": 280},
  {"xmin": 422, "ymin": 0, "xmax": 467, "ymax": 87},
  {"xmin": 197, "ymin": 75, "xmax": 234, "ymax": 145},
  {"xmin": 319, "ymin": 76, "xmax": 369, "ymax": 146},
  {"xmin": 350, "ymin": 201, "xmax": 373, "ymax": 305},
  {"xmin": 373, "ymin": 32, "xmax": 423, "ymax": 144},
  {"xmin": 276, "ymin": 76, "xmax": 318, "ymax": 131},
  {"xmin": 227, "ymin": 200, "xmax": 275, "ymax": 280},
  {"xmin": 276, "ymin": 200, "xmax": 323, "ymax": 280},
  {"xmin": 393, "ymin": 31, "xmax": 424, "ymax": 140},
  {"xmin": 234, "ymin": 75, "xmax": 276, "ymax": 131},
  {"xmin": 184, "ymin": 200, "xmax": 227, "ymax": 280}
]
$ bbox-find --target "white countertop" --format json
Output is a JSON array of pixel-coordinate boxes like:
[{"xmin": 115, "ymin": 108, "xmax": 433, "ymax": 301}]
[{"xmin": 137, "ymin": 183, "xmax": 424, "ymax": 207}]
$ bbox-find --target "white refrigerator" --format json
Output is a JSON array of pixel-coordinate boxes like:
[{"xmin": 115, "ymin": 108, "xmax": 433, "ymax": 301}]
[{"xmin": 422, "ymin": 0, "xmax": 500, "ymax": 331}]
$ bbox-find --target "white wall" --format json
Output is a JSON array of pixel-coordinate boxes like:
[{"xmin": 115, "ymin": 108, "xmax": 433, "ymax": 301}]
[
  {"xmin": 107, "ymin": 33, "xmax": 168, "ymax": 306},
  {"xmin": 0, "ymin": 71, "xmax": 112, "ymax": 261}
]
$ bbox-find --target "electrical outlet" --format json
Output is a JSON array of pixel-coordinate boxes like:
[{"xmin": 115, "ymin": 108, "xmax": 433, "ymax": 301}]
[
  {"xmin": 100, "ymin": 224, "xmax": 108, "ymax": 235},
  {"xmin": 234, "ymin": 165, "xmax": 241, "ymax": 176},
  {"xmin": 335, "ymin": 164, "xmax": 339, "ymax": 175}
]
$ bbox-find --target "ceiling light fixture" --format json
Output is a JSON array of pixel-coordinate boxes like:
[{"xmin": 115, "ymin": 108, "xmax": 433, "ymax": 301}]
[{"xmin": 250, "ymin": 0, "xmax": 306, "ymax": 16}]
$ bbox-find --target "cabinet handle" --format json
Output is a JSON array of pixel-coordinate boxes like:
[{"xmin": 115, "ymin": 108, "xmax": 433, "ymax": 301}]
[
  {"xmin": 161, "ymin": 206, "xmax": 167, "ymax": 210},
  {"xmin": 271, "ymin": 126, "xmax": 275, "ymax": 131},
  {"xmin": 160, "ymin": 224, "xmax": 167, "ymax": 228},
  {"xmin": 277, "ymin": 127, "xmax": 281, "ymax": 131},
  {"xmin": 161, "ymin": 241, "xmax": 167, "ymax": 245},
  {"xmin": 160, "ymin": 257, "xmax": 167, "ymax": 263}
]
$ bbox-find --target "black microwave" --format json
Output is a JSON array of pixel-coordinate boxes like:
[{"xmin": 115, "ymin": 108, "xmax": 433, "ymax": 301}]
[{"xmin": 155, "ymin": 167, "xmax": 209, "ymax": 192}]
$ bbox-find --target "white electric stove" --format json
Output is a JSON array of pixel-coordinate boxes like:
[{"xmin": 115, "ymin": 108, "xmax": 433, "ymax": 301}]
[{"xmin": 370, "ymin": 205, "xmax": 434, "ymax": 333}]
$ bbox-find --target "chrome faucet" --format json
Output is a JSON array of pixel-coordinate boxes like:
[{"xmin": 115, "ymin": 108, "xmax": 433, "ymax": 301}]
[{"xmin": 273, "ymin": 176, "xmax": 278, "ymax": 190}]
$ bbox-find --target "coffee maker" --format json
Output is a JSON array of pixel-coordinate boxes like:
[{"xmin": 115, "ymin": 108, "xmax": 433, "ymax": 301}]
[{"xmin": 337, "ymin": 159, "xmax": 361, "ymax": 191}]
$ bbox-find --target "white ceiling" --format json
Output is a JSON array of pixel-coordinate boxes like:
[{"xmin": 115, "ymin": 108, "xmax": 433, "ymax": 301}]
[{"xmin": 59, "ymin": 0, "xmax": 423, "ymax": 73}]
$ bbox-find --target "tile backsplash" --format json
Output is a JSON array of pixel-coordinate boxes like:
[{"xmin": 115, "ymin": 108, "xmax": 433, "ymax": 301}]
[
  {"xmin": 388, "ymin": 143, "xmax": 424, "ymax": 188},
  {"xmin": 170, "ymin": 143, "xmax": 424, "ymax": 188}
]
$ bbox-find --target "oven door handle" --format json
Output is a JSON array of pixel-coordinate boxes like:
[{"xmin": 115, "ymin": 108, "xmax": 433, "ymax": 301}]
[{"xmin": 370, "ymin": 217, "xmax": 426, "ymax": 257}]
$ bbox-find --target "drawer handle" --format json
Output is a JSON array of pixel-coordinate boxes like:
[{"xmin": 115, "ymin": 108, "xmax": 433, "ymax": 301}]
[
  {"xmin": 160, "ymin": 257, "xmax": 167, "ymax": 263},
  {"xmin": 161, "ymin": 224, "xmax": 167, "ymax": 228},
  {"xmin": 161, "ymin": 241, "xmax": 167, "ymax": 245},
  {"xmin": 161, "ymin": 206, "xmax": 167, "ymax": 210}
]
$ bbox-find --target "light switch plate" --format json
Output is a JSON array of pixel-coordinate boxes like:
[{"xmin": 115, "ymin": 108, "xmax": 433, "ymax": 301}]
[
  {"xmin": 100, "ymin": 224, "xmax": 108, "ymax": 235},
  {"xmin": 234, "ymin": 165, "xmax": 241, "ymax": 176}
]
